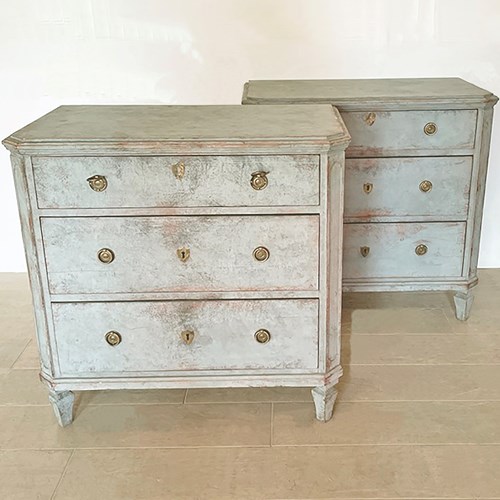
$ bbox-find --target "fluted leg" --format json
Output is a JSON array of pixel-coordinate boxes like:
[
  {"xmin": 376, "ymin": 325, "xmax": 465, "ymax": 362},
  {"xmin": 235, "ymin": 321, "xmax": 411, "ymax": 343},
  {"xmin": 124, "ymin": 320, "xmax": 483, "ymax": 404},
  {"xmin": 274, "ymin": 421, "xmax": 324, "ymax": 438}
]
[
  {"xmin": 454, "ymin": 290, "xmax": 474, "ymax": 321},
  {"xmin": 311, "ymin": 383, "xmax": 338, "ymax": 422},
  {"xmin": 48, "ymin": 389, "xmax": 74, "ymax": 427}
]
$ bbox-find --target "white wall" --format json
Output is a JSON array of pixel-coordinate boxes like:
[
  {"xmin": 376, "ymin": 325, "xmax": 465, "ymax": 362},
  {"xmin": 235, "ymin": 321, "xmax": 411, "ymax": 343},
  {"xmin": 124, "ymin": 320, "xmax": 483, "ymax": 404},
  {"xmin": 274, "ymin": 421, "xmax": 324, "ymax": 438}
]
[{"xmin": 1, "ymin": 0, "xmax": 499, "ymax": 271}]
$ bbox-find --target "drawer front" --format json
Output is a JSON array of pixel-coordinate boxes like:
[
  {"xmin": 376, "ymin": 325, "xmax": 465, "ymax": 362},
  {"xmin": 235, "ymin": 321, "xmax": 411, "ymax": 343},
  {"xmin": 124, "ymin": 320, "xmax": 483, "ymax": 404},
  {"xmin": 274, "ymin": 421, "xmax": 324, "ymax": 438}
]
[
  {"xmin": 42, "ymin": 215, "xmax": 319, "ymax": 294},
  {"xmin": 342, "ymin": 110, "xmax": 477, "ymax": 154},
  {"xmin": 345, "ymin": 157, "xmax": 472, "ymax": 219},
  {"xmin": 52, "ymin": 299, "xmax": 319, "ymax": 375},
  {"xmin": 343, "ymin": 222, "xmax": 466, "ymax": 279},
  {"xmin": 33, "ymin": 155, "xmax": 320, "ymax": 208}
]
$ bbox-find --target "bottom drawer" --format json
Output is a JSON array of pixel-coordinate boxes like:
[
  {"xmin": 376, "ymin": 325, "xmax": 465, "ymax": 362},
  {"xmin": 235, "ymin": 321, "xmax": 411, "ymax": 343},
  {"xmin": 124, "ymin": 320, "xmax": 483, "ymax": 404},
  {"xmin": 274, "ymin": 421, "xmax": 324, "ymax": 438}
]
[
  {"xmin": 52, "ymin": 299, "xmax": 319, "ymax": 376},
  {"xmin": 343, "ymin": 222, "xmax": 466, "ymax": 279}
]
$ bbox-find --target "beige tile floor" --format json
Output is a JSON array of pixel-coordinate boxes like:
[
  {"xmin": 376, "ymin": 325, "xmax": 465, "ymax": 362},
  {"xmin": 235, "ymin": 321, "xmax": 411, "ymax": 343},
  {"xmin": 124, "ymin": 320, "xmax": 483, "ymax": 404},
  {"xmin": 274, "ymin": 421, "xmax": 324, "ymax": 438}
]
[{"xmin": 1, "ymin": 272, "xmax": 500, "ymax": 499}]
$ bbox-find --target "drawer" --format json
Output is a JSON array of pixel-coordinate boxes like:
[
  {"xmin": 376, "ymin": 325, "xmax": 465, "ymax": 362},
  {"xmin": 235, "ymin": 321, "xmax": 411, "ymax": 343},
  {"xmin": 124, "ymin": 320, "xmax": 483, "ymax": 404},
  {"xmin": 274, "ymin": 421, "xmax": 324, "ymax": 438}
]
[
  {"xmin": 343, "ymin": 222, "xmax": 466, "ymax": 279},
  {"xmin": 32, "ymin": 155, "xmax": 320, "ymax": 208},
  {"xmin": 42, "ymin": 215, "xmax": 319, "ymax": 294},
  {"xmin": 342, "ymin": 110, "xmax": 477, "ymax": 155},
  {"xmin": 344, "ymin": 157, "xmax": 472, "ymax": 219},
  {"xmin": 52, "ymin": 299, "xmax": 319, "ymax": 375}
]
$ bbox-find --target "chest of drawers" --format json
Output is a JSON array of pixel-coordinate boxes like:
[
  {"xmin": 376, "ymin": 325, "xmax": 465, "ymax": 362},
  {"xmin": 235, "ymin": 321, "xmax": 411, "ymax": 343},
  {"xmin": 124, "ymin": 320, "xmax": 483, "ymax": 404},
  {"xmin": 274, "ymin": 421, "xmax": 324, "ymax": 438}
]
[
  {"xmin": 242, "ymin": 78, "xmax": 498, "ymax": 320},
  {"xmin": 3, "ymin": 104, "xmax": 350, "ymax": 425}
]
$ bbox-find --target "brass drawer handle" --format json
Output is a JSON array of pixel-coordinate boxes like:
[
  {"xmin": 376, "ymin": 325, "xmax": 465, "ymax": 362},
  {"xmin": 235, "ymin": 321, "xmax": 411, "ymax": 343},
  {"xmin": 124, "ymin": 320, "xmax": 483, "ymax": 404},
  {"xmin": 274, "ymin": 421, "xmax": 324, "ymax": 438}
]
[
  {"xmin": 98, "ymin": 248, "xmax": 115, "ymax": 264},
  {"xmin": 415, "ymin": 244, "xmax": 428, "ymax": 256},
  {"xmin": 424, "ymin": 122, "xmax": 437, "ymax": 136},
  {"xmin": 87, "ymin": 175, "xmax": 107, "ymax": 192},
  {"xmin": 363, "ymin": 182, "xmax": 373, "ymax": 194},
  {"xmin": 364, "ymin": 112, "xmax": 376, "ymax": 126},
  {"xmin": 181, "ymin": 330, "xmax": 195, "ymax": 345},
  {"xmin": 250, "ymin": 171, "xmax": 269, "ymax": 190},
  {"xmin": 105, "ymin": 331, "xmax": 122, "ymax": 346},
  {"xmin": 255, "ymin": 329, "xmax": 271, "ymax": 344},
  {"xmin": 177, "ymin": 247, "xmax": 190, "ymax": 262},
  {"xmin": 172, "ymin": 161, "xmax": 185, "ymax": 180},
  {"xmin": 419, "ymin": 180, "xmax": 433, "ymax": 193},
  {"xmin": 253, "ymin": 246, "xmax": 270, "ymax": 262},
  {"xmin": 360, "ymin": 246, "xmax": 370, "ymax": 257}
]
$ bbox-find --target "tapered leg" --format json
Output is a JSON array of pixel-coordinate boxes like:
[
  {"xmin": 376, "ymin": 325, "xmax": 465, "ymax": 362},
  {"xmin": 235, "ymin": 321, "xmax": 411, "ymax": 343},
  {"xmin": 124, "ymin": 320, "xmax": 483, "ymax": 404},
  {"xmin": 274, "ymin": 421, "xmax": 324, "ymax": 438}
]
[
  {"xmin": 311, "ymin": 383, "xmax": 338, "ymax": 422},
  {"xmin": 454, "ymin": 290, "xmax": 474, "ymax": 321},
  {"xmin": 48, "ymin": 389, "xmax": 74, "ymax": 427}
]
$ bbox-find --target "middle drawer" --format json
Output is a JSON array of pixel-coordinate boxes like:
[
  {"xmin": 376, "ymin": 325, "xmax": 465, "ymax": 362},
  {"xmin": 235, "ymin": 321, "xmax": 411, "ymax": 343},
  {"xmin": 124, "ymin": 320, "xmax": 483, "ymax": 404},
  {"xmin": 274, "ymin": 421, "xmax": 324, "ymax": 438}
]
[{"xmin": 42, "ymin": 215, "xmax": 320, "ymax": 294}]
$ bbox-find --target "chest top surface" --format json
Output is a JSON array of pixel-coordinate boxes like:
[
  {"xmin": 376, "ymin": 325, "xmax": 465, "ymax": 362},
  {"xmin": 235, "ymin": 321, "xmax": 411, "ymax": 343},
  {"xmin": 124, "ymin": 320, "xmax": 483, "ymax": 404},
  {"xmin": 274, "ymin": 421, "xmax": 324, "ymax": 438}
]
[
  {"xmin": 2, "ymin": 104, "xmax": 349, "ymax": 154},
  {"xmin": 243, "ymin": 78, "xmax": 498, "ymax": 108}
]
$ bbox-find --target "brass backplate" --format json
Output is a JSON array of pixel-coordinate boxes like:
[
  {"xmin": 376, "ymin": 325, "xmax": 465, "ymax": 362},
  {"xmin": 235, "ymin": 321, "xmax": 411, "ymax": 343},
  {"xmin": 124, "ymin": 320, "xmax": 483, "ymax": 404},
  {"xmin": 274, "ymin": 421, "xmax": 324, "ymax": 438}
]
[
  {"xmin": 360, "ymin": 246, "xmax": 370, "ymax": 257},
  {"xmin": 181, "ymin": 330, "xmax": 195, "ymax": 345},
  {"xmin": 172, "ymin": 161, "xmax": 186, "ymax": 180},
  {"xmin": 177, "ymin": 247, "xmax": 190, "ymax": 262}
]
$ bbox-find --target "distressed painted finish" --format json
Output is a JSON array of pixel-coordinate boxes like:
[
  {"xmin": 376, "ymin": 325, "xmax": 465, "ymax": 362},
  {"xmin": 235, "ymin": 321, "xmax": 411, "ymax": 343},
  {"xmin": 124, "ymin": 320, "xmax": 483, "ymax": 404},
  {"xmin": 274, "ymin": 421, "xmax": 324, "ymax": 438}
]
[
  {"xmin": 33, "ymin": 155, "xmax": 320, "ymax": 208},
  {"xmin": 342, "ymin": 109, "xmax": 477, "ymax": 156},
  {"xmin": 242, "ymin": 78, "xmax": 498, "ymax": 320},
  {"xmin": 3, "ymin": 105, "xmax": 350, "ymax": 425},
  {"xmin": 41, "ymin": 215, "xmax": 320, "ymax": 294},
  {"xmin": 344, "ymin": 157, "xmax": 472, "ymax": 220},
  {"xmin": 52, "ymin": 299, "xmax": 319, "ymax": 375},
  {"xmin": 343, "ymin": 222, "xmax": 466, "ymax": 279}
]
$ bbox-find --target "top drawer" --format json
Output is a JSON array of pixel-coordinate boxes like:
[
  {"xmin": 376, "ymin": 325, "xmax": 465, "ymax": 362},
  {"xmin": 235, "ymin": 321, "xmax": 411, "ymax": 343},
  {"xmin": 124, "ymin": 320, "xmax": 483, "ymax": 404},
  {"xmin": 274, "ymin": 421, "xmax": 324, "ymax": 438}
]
[
  {"xmin": 342, "ymin": 110, "xmax": 477, "ymax": 156},
  {"xmin": 32, "ymin": 155, "xmax": 320, "ymax": 209}
]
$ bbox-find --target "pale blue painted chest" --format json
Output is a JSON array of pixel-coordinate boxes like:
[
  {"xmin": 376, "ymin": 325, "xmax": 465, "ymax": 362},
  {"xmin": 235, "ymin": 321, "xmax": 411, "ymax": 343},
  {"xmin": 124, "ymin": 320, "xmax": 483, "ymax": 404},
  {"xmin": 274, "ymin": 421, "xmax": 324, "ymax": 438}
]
[
  {"xmin": 242, "ymin": 78, "xmax": 498, "ymax": 320},
  {"xmin": 3, "ymin": 105, "xmax": 350, "ymax": 425}
]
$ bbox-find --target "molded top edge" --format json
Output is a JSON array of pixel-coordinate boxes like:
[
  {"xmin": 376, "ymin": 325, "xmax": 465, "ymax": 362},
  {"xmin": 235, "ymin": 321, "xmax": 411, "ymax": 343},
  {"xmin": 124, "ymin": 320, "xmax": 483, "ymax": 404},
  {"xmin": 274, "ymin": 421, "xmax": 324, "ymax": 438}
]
[
  {"xmin": 2, "ymin": 104, "xmax": 350, "ymax": 152},
  {"xmin": 242, "ymin": 78, "xmax": 498, "ymax": 107}
]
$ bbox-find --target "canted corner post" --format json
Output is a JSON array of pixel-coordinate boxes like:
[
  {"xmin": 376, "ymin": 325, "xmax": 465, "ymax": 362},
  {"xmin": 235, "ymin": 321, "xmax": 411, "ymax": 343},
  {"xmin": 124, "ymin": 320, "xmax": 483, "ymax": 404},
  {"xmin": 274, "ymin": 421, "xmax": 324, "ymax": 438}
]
[
  {"xmin": 311, "ymin": 381, "xmax": 338, "ymax": 422},
  {"xmin": 48, "ymin": 389, "xmax": 75, "ymax": 427},
  {"xmin": 454, "ymin": 289, "xmax": 474, "ymax": 321}
]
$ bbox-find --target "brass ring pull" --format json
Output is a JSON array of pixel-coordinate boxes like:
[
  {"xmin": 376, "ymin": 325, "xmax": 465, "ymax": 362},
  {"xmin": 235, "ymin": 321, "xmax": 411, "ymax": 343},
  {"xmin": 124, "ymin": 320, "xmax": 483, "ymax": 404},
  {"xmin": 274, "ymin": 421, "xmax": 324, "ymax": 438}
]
[
  {"xmin": 419, "ymin": 180, "xmax": 433, "ymax": 193},
  {"xmin": 181, "ymin": 330, "xmax": 195, "ymax": 345},
  {"xmin": 172, "ymin": 161, "xmax": 185, "ymax": 180},
  {"xmin": 364, "ymin": 112, "xmax": 376, "ymax": 126},
  {"xmin": 360, "ymin": 246, "xmax": 370, "ymax": 257},
  {"xmin": 253, "ymin": 246, "xmax": 270, "ymax": 262},
  {"xmin": 255, "ymin": 329, "xmax": 271, "ymax": 344},
  {"xmin": 97, "ymin": 248, "xmax": 115, "ymax": 264},
  {"xmin": 424, "ymin": 122, "xmax": 437, "ymax": 136},
  {"xmin": 87, "ymin": 175, "xmax": 107, "ymax": 192},
  {"xmin": 250, "ymin": 171, "xmax": 269, "ymax": 190},
  {"xmin": 363, "ymin": 183, "xmax": 373, "ymax": 194},
  {"xmin": 105, "ymin": 331, "xmax": 122, "ymax": 346},
  {"xmin": 415, "ymin": 244, "xmax": 428, "ymax": 256}
]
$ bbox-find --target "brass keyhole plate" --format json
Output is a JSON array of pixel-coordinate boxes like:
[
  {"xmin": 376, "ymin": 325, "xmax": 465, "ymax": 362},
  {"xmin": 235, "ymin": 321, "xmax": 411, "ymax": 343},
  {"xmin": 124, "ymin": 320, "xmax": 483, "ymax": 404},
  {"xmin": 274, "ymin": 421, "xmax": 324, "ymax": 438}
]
[
  {"xmin": 181, "ymin": 330, "xmax": 195, "ymax": 345},
  {"xmin": 360, "ymin": 246, "xmax": 370, "ymax": 257},
  {"xmin": 364, "ymin": 112, "xmax": 377, "ymax": 126},
  {"xmin": 363, "ymin": 183, "xmax": 373, "ymax": 194},
  {"xmin": 177, "ymin": 247, "xmax": 190, "ymax": 262},
  {"xmin": 172, "ymin": 161, "xmax": 185, "ymax": 180}
]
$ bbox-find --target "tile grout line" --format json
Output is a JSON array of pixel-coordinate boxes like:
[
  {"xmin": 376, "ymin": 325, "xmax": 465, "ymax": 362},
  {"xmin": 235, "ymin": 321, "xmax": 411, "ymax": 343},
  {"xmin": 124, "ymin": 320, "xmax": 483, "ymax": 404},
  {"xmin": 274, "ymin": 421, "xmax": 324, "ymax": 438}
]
[
  {"xmin": 49, "ymin": 448, "xmax": 75, "ymax": 500},
  {"xmin": 8, "ymin": 338, "xmax": 32, "ymax": 370},
  {"xmin": 4, "ymin": 443, "xmax": 500, "ymax": 452},
  {"xmin": 270, "ymin": 402, "xmax": 274, "ymax": 447}
]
